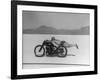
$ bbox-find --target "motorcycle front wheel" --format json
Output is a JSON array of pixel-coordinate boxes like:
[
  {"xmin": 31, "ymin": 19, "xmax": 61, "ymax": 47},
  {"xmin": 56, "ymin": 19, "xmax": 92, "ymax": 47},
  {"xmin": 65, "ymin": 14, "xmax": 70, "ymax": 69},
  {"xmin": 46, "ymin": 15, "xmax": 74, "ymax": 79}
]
[
  {"xmin": 57, "ymin": 46, "xmax": 67, "ymax": 57},
  {"xmin": 34, "ymin": 45, "xmax": 45, "ymax": 57}
]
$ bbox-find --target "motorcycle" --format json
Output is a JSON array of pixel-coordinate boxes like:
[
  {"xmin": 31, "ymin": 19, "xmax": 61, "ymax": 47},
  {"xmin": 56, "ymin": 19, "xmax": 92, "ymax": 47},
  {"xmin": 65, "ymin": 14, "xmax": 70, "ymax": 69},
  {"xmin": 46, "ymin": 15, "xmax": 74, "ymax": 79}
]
[{"xmin": 34, "ymin": 40, "xmax": 67, "ymax": 57}]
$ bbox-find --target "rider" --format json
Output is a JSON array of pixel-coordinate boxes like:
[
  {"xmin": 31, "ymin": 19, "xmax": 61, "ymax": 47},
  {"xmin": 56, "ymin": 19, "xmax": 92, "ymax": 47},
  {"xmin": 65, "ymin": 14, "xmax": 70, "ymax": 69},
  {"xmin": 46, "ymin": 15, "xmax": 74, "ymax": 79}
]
[
  {"xmin": 51, "ymin": 37, "xmax": 61, "ymax": 47},
  {"xmin": 51, "ymin": 37, "xmax": 78, "ymax": 49}
]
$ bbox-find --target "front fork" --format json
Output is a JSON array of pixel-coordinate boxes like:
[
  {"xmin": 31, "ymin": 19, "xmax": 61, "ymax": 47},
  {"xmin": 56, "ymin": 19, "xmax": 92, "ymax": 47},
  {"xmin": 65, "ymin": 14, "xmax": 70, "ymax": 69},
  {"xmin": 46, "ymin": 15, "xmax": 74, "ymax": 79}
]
[{"xmin": 39, "ymin": 41, "xmax": 45, "ymax": 52}]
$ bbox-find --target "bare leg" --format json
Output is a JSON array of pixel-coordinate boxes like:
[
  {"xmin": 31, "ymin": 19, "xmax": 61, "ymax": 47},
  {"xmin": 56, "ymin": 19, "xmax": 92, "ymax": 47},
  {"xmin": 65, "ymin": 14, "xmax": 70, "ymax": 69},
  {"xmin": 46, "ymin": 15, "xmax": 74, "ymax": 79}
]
[
  {"xmin": 64, "ymin": 43, "xmax": 79, "ymax": 49},
  {"xmin": 70, "ymin": 44, "xmax": 79, "ymax": 49}
]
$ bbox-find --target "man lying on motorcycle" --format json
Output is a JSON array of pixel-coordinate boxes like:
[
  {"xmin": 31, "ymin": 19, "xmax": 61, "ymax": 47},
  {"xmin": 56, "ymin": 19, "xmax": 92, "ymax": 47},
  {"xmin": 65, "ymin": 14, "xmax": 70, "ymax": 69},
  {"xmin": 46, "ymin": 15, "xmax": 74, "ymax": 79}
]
[{"xmin": 51, "ymin": 37, "xmax": 79, "ymax": 49}]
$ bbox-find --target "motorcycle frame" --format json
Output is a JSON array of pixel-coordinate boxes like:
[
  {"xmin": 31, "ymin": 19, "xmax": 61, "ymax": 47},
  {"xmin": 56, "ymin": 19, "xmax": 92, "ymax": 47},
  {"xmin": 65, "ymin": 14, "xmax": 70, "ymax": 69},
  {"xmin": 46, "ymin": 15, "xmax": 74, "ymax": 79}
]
[{"xmin": 40, "ymin": 40, "xmax": 65, "ymax": 56}]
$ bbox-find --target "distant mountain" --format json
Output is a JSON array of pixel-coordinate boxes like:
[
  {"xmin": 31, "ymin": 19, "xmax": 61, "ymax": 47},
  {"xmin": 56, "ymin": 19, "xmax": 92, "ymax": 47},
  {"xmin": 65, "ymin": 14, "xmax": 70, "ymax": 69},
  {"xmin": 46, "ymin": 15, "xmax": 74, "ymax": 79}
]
[{"xmin": 23, "ymin": 25, "xmax": 90, "ymax": 35}]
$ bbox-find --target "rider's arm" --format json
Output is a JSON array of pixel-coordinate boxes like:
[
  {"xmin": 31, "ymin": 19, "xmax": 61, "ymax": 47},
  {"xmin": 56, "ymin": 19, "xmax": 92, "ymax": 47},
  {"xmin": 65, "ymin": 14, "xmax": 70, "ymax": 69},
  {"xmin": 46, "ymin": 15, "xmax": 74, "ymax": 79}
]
[{"xmin": 54, "ymin": 39, "xmax": 61, "ymax": 45}]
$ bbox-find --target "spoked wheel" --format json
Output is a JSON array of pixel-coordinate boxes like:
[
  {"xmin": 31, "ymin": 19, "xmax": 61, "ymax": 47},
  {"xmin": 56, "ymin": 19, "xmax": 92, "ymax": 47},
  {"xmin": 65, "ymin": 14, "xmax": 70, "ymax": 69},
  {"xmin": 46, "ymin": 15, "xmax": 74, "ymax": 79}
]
[
  {"xmin": 34, "ymin": 45, "xmax": 45, "ymax": 57},
  {"xmin": 57, "ymin": 46, "xmax": 67, "ymax": 57}
]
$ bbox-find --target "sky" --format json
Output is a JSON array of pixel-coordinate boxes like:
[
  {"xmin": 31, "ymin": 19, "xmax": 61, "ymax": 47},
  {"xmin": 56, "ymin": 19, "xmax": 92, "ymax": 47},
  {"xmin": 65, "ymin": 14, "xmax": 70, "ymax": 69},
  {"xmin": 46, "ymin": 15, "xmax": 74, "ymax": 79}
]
[{"xmin": 22, "ymin": 11, "xmax": 90, "ymax": 30}]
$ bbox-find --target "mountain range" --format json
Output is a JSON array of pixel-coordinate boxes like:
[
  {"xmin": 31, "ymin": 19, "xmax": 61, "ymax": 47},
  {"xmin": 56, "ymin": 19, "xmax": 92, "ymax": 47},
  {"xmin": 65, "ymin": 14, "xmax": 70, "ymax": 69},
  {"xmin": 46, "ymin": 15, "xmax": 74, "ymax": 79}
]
[{"xmin": 23, "ymin": 25, "xmax": 89, "ymax": 35}]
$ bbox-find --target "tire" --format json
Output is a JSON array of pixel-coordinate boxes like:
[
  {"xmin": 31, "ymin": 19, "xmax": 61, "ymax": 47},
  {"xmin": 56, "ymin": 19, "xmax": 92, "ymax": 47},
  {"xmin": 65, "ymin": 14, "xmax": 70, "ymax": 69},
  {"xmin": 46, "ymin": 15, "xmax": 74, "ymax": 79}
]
[
  {"xmin": 34, "ymin": 45, "xmax": 45, "ymax": 57},
  {"xmin": 57, "ymin": 46, "xmax": 67, "ymax": 57}
]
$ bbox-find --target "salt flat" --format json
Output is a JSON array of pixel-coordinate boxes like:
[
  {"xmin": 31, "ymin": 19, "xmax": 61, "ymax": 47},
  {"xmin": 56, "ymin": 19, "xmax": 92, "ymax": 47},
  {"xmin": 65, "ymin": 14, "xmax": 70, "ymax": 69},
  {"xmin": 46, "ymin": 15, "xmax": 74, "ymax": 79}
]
[{"xmin": 22, "ymin": 34, "xmax": 90, "ymax": 69}]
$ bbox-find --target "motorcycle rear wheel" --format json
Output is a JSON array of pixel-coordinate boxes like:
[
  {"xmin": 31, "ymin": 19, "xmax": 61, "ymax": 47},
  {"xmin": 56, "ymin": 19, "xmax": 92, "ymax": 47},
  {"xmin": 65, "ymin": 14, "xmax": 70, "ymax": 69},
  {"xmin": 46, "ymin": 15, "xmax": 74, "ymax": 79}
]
[
  {"xmin": 57, "ymin": 46, "xmax": 67, "ymax": 57},
  {"xmin": 34, "ymin": 45, "xmax": 45, "ymax": 57}
]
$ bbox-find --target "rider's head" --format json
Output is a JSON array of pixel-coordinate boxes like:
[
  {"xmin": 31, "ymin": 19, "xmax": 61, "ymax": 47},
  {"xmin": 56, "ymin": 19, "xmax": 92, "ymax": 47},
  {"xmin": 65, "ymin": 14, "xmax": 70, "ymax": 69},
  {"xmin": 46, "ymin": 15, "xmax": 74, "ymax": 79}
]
[{"xmin": 51, "ymin": 37, "xmax": 55, "ymax": 41}]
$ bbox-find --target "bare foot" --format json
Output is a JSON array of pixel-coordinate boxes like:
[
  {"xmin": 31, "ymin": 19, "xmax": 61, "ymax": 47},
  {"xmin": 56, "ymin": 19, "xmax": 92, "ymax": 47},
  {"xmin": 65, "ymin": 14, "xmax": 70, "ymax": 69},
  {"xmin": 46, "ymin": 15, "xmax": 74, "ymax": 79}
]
[{"xmin": 76, "ymin": 44, "xmax": 79, "ymax": 49}]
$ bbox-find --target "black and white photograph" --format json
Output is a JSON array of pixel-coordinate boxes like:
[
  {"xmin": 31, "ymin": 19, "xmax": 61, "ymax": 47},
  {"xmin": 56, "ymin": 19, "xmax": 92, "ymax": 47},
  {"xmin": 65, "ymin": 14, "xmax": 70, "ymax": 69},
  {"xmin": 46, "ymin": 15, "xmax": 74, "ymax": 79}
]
[
  {"xmin": 11, "ymin": 1, "xmax": 97, "ymax": 79},
  {"xmin": 22, "ymin": 11, "xmax": 90, "ymax": 69}
]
